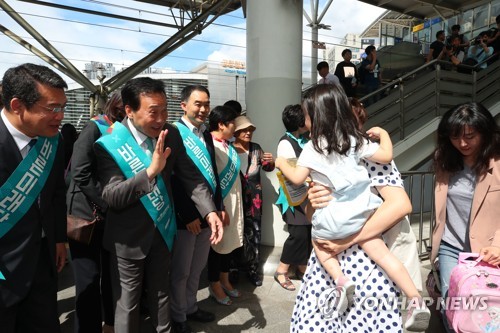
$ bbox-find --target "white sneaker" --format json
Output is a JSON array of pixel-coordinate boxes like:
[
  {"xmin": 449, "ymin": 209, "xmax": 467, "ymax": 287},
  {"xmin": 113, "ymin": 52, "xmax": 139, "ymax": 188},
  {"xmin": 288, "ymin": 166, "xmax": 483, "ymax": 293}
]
[
  {"xmin": 336, "ymin": 280, "xmax": 355, "ymax": 314},
  {"xmin": 405, "ymin": 301, "xmax": 431, "ymax": 332}
]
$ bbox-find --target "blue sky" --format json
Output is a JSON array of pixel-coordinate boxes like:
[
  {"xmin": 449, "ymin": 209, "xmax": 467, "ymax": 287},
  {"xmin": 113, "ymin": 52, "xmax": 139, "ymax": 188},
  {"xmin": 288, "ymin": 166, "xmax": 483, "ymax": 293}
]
[{"xmin": 0, "ymin": 0, "xmax": 385, "ymax": 84}]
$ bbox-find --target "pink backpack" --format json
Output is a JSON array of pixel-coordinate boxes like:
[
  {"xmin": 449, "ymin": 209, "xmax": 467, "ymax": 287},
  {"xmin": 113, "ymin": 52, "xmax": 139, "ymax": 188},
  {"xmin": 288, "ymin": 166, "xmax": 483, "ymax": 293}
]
[{"xmin": 446, "ymin": 253, "xmax": 500, "ymax": 333}]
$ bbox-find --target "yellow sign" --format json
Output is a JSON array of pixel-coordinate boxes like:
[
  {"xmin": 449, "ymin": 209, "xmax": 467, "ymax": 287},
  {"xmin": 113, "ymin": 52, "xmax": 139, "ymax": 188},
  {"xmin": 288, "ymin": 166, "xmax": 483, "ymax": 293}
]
[
  {"xmin": 221, "ymin": 59, "xmax": 246, "ymax": 69},
  {"xmin": 412, "ymin": 23, "xmax": 424, "ymax": 32}
]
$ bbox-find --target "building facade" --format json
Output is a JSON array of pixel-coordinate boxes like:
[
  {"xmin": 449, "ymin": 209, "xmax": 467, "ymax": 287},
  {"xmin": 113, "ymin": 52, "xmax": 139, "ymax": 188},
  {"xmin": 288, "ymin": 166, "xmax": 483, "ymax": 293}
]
[{"xmin": 64, "ymin": 60, "xmax": 246, "ymax": 131}]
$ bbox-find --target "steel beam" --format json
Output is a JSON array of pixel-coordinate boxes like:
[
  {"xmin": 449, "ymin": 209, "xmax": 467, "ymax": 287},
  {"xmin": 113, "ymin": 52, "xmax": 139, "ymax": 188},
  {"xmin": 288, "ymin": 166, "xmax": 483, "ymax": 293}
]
[
  {"xmin": 104, "ymin": 0, "xmax": 232, "ymax": 91},
  {"xmin": 0, "ymin": 24, "xmax": 81, "ymax": 82},
  {"xmin": 18, "ymin": 0, "xmax": 180, "ymax": 29},
  {"xmin": 0, "ymin": 0, "xmax": 97, "ymax": 92}
]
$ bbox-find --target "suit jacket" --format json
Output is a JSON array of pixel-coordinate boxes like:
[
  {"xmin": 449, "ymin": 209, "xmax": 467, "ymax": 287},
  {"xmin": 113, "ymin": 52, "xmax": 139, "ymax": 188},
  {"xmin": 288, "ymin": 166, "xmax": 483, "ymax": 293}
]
[
  {"xmin": 0, "ymin": 116, "xmax": 67, "ymax": 307},
  {"xmin": 171, "ymin": 118, "xmax": 223, "ymax": 230},
  {"xmin": 95, "ymin": 119, "xmax": 217, "ymax": 260},
  {"xmin": 431, "ymin": 158, "xmax": 500, "ymax": 262},
  {"xmin": 67, "ymin": 120, "xmax": 107, "ymax": 221}
]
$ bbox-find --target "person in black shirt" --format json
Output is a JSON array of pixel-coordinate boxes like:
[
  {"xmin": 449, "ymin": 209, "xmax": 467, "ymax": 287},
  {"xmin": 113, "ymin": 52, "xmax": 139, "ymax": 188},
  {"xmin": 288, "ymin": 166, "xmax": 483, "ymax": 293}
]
[
  {"xmin": 427, "ymin": 30, "xmax": 445, "ymax": 63},
  {"xmin": 334, "ymin": 49, "xmax": 359, "ymax": 97}
]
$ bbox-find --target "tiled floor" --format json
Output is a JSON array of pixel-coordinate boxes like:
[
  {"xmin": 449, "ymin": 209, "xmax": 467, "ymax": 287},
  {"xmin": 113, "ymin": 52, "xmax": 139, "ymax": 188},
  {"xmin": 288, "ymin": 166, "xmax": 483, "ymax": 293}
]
[{"xmin": 58, "ymin": 239, "xmax": 446, "ymax": 332}]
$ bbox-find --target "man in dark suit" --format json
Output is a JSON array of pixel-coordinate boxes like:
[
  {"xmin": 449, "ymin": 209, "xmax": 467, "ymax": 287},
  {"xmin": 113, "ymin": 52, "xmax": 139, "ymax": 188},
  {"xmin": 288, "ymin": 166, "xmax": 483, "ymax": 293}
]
[
  {"xmin": 170, "ymin": 86, "xmax": 224, "ymax": 333},
  {"xmin": 0, "ymin": 63, "xmax": 68, "ymax": 332},
  {"xmin": 95, "ymin": 77, "xmax": 223, "ymax": 333}
]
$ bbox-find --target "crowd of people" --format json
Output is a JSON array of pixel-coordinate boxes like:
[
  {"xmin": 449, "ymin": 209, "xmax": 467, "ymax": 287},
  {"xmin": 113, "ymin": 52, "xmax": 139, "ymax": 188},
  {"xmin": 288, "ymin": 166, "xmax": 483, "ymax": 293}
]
[
  {"xmin": 427, "ymin": 17, "xmax": 500, "ymax": 71},
  {"xmin": 317, "ymin": 16, "xmax": 500, "ymax": 108},
  {"xmin": 1, "ymin": 60, "xmax": 499, "ymax": 333}
]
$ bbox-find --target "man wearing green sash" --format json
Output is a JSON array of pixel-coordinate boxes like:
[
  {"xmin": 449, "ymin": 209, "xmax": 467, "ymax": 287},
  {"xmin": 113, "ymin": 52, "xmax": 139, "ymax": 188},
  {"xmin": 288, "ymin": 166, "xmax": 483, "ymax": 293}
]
[
  {"xmin": 94, "ymin": 78, "xmax": 223, "ymax": 333},
  {"xmin": 170, "ymin": 85, "xmax": 225, "ymax": 333},
  {"xmin": 0, "ymin": 64, "xmax": 68, "ymax": 332}
]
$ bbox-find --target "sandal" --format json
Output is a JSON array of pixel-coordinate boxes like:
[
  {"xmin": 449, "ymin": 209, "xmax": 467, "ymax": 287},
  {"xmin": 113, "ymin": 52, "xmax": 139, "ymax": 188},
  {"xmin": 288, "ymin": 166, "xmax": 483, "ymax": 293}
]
[
  {"xmin": 208, "ymin": 284, "xmax": 232, "ymax": 305},
  {"xmin": 274, "ymin": 271, "xmax": 296, "ymax": 291},
  {"xmin": 294, "ymin": 268, "xmax": 305, "ymax": 281}
]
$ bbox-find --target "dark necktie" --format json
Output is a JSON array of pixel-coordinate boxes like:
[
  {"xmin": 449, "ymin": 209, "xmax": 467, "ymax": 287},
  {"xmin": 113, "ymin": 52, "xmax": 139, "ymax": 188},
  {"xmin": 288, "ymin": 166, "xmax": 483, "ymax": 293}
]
[
  {"xmin": 28, "ymin": 139, "xmax": 37, "ymax": 150},
  {"xmin": 23, "ymin": 139, "xmax": 37, "ymax": 158},
  {"xmin": 145, "ymin": 138, "xmax": 154, "ymax": 158}
]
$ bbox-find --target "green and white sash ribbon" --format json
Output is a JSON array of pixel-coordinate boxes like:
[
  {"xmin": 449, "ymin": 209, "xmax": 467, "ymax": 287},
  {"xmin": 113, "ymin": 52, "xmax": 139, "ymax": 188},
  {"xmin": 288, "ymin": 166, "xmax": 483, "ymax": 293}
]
[
  {"xmin": 95, "ymin": 122, "xmax": 176, "ymax": 251},
  {"xmin": 0, "ymin": 136, "xmax": 59, "ymax": 280},
  {"xmin": 275, "ymin": 133, "xmax": 309, "ymax": 213},
  {"xmin": 219, "ymin": 144, "xmax": 240, "ymax": 199},
  {"xmin": 276, "ymin": 187, "xmax": 293, "ymax": 214},
  {"xmin": 174, "ymin": 122, "xmax": 216, "ymax": 193}
]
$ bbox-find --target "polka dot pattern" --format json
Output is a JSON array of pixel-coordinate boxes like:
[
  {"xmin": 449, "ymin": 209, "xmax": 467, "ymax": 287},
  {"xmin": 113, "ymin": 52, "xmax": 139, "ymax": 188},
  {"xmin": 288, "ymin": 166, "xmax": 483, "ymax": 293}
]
[
  {"xmin": 363, "ymin": 160, "xmax": 403, "ymax": 189},
  {"xmin": 290, "ymin": 246, "xmax": 402, "ymax": 332}
]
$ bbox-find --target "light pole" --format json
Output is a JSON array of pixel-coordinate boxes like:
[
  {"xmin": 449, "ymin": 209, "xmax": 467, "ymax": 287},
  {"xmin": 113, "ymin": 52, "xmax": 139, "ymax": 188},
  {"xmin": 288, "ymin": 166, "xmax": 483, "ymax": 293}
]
[
  {"xmin": 235, "ymin": 75, "xmax": 239, "ymax": 101},
  {"xmin": 89, "ymin": 64, "xmax": 108, "ymax": 118}
]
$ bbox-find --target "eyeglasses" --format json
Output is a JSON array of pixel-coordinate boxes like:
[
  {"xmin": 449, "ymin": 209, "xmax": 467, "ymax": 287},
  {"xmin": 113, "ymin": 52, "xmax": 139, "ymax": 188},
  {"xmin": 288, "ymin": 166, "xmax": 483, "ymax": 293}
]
[{"xmin": 36, "ymin": 103, "xmax": 66, "ymax": 113}]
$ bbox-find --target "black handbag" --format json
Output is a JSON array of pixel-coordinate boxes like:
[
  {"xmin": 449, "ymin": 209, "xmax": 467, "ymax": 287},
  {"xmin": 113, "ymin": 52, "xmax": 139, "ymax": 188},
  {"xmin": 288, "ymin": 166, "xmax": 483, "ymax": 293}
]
[
  {"xmin": 67, "ymin": 199, "xmax": 102, "ymax": 245},
  {"xmin": 67, "ymin": 214, "xmax": 97, "ymax": 245}
]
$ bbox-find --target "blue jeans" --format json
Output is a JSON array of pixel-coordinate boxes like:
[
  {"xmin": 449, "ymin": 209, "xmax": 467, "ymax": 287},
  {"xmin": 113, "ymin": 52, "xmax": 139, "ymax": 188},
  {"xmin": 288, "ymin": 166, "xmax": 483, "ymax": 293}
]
[{"xmin": 438, "ymin": 241, "xmax": 462, "ymax": 333}]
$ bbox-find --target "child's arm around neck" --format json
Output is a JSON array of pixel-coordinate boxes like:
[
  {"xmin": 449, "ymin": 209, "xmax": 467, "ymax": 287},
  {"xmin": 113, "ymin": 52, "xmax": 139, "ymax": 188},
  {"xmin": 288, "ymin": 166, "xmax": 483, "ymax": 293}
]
[
  {"xmin": 365, "ymin": 126, "xmax": 393, "ymax": 164},
  {"xmin": 275, "ymin": 157, "xmax": 310, "ymax": 185}
]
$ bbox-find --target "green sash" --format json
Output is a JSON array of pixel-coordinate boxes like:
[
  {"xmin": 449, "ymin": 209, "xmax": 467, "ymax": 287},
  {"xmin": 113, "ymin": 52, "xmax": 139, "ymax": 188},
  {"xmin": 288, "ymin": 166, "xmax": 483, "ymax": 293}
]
[
  {"xmin": 95, "ymin": 122, "xmax": 176, "ymax": 250},
  {"xmin": 91, "ymin": 114, "xmax": 113, "ymax": 135},
  {"xmin": 219, "ymin": 143, "xmax": 240, "ymax": 199},
  {"xmin": 0, "ymin": 136, "xmax": 59, "ymax": 280},
  {"xmin": 174, "ymin": 122, "xmax": 216, "ymax": 193},
  {"xmin": 275, "ymin": 133, "xmax": 309, "ymax": 214}
]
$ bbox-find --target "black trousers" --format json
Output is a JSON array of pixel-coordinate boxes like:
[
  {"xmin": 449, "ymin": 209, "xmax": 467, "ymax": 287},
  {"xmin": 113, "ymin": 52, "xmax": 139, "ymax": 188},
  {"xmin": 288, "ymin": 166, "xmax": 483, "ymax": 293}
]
[
  {"xmin": 207, "ymin": 248, "xmax": 232, "ymax": 282},
  {"xmin": 69, "ymin": 227, "xmax": 114, "ymax": 333},
  {"xmin": 0, "ymin": 238, "xmax": 60, "ymax": 333},
  {"xmin": 280, "ymin": 224, "xmax": 312, "ymax": 266}
]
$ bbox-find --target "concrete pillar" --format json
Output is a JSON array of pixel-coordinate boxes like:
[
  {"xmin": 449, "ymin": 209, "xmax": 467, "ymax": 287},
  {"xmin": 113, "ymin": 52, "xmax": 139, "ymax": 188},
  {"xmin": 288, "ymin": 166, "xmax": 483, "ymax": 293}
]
[
  {"xmin": 246, "ymin": 0, "xmax": 303, "ymax": 247},
  {"xmin": 311, "ymin": 27, "xmax": 319, "ymax": 84}
]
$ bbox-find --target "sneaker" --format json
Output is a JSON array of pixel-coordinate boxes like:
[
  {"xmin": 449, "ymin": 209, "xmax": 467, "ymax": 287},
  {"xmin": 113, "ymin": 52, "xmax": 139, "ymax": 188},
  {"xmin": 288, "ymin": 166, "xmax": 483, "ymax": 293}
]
[
  {"xmin": 405, "ymin": 299, "xmax": 431, "ymax": 332},
  {"xmin": 335, "ymin": 279, "xmax": 355, "ymax": 313}
]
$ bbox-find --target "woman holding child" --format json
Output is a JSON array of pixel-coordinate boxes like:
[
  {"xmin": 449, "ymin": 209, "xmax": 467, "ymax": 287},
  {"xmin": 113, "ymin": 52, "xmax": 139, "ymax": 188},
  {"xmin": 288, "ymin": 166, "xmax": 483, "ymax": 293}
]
[{"xmin": 283, "ymin": 86, "xmax": 427, "ymax": 332}]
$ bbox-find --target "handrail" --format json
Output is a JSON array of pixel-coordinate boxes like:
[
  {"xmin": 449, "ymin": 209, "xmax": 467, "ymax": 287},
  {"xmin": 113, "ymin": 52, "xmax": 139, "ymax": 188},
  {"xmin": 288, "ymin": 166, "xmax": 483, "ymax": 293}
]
[
  {"xmin": 401, "ymin": 170, "xmax": 436, "ymax": 259},
  {"xmin": 359, "ymin": 54, "xmax": 499, "ymax": 104},
  {"xmin": 359, "ymin": 60, "xmax": 435, "ymax": 103}
]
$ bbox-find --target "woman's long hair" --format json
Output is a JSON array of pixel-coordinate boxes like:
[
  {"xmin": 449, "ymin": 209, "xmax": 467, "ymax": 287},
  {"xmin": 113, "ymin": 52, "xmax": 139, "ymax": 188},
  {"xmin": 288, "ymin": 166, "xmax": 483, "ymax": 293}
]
[
  {"xmin": 302, "ymin": 84, "xmax": 364, "ymax": 156},
  {"xmin": 104, "ymin": 91, "xmax": 124, "ymax": 123},
  {"xmin": 433, "ymin": 102, "xmax": 500, "ymax": 177}
]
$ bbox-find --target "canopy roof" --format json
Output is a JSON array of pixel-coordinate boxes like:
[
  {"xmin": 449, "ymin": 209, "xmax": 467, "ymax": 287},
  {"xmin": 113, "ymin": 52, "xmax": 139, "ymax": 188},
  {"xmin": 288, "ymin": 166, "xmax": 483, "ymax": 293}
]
[{"xmin": 358, "ymin": 0, "xmax": 490, "ymax": 19}]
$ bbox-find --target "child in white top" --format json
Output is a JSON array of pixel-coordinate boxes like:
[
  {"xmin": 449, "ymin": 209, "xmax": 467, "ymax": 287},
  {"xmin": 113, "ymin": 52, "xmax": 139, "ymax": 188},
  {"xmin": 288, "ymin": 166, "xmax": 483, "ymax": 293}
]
[{"xmin": 275, "ymin": 85, "xmax": 429, "ymax": 332}]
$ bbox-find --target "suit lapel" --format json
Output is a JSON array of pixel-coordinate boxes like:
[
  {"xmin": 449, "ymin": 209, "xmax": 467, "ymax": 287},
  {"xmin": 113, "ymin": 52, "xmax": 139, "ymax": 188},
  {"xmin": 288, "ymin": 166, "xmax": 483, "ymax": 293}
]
[
  {"xmin": 0, "ymin": 116, "xmax": 23, "ymax": 185},
  {"xmin": 470, "ymin": 161, "xmax": 494, "ymax": 226},
  {"xmin": 203, "ymin": 129, "xmax": 215, "ymax": 158}
]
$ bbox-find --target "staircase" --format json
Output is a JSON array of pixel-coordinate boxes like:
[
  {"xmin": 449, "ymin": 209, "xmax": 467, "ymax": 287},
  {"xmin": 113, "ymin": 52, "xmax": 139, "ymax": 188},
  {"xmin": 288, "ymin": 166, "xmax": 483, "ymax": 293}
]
[{"xmin": 361, "ymin": 59, "xmax": 500, "ymax": 171}]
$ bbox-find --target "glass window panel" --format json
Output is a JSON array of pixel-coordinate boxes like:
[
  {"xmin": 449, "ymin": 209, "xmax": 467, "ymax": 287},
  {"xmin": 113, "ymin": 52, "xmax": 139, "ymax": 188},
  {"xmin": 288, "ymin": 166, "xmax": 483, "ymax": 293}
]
[
  {"xmin": 445, "ymin": 17, "xmax": 457, "ymax": 35},
  {"xmin": 460, "ymin": 10, "xmax": 473, "ymax": 40},
  {"xmin": 473, "ymin": 5, "xmax": 489, "ymax": 30},
  {"xmin": 430, "ymin": 21, "xmax": 444, "ymax": 42},
  {"xmin": 491, "ymin": 1, "xmax": 500, "ymax": 27}
]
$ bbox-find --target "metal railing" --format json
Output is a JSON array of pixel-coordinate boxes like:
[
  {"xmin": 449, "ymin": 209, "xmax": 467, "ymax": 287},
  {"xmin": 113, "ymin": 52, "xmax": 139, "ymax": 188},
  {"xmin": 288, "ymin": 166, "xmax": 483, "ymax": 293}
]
[
  {"xmin": 401, "ymin": 170, "xmax": 436, "ymax": 259},
  {"xmin": 361, "ymin": 56, "xmax": 500, "ymax": 145}
]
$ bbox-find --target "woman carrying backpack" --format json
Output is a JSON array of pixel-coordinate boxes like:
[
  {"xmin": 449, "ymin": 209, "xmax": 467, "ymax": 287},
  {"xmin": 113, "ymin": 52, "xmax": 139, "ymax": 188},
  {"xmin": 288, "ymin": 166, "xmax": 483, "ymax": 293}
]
[{"xmin": 432, "ymin": 102, "xmax": 500, "ymax": 331}]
